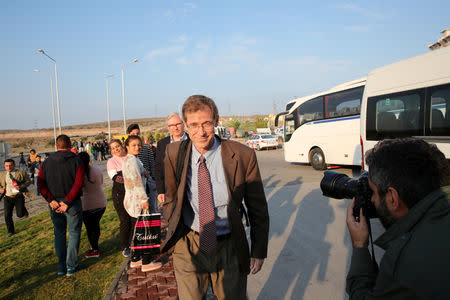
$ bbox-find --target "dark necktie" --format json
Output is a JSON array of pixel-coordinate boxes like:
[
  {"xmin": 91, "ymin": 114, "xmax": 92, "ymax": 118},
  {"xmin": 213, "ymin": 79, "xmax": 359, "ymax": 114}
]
[{"xmin": 198, "ymin": 155, "xmax": 217, "ymax": 254}]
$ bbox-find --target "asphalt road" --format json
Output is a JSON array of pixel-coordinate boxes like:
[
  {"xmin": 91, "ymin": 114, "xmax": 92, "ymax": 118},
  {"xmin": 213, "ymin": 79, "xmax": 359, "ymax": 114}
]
[{"xmin": 248, "ymin": 148, "xmax": 384, "ymax": 300}]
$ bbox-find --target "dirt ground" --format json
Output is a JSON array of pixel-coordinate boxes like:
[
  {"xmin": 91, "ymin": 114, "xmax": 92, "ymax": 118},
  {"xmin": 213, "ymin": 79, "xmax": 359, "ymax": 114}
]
[
  {"xmin": 0, "ymin": 115, "xmax": 265, "ymax": 156},
  {"xmin": 0, "ymin": 117, "xmax": 168, "ymax": 156}
]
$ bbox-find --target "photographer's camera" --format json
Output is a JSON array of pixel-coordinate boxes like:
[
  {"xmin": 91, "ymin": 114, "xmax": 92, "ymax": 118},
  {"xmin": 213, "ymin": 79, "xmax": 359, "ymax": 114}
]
[{"xmin": 320, "ymin": 170, "xmax": 377, "ymax": 220}]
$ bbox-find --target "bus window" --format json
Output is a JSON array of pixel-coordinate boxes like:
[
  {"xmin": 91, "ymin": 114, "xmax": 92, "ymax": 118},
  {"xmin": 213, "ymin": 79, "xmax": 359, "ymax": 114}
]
[
  {"xmin": 367, "ymin": 91, "xmax": 423, "ymax": 140},
  {"xmin": 298, "ymin": 96, "xmax": 323, "ymax": 125},
  {"xmin": 325, "ymin": 87, "xmax": 363, "ymax": 118},
  {"xmin": 430, "ymin": 86, "xmax": 450, "ymax": 136},
  {"xmin": 284, "ymin": 114, "xmax": 295, "ymax": 142}
]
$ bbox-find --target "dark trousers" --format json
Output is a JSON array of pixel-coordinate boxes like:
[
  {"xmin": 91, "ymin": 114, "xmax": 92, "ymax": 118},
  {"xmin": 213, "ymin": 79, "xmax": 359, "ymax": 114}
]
[
  {"xmin": 4, "ymin": 194, "xmax": 28, "ymax": 234},
  {"xmin": 112, "ymin": 183, "xmax": 133, "ymax": 250},
  {"xmin": 83, "ymin": 207, "xmax": 106, "ymax": 250}
]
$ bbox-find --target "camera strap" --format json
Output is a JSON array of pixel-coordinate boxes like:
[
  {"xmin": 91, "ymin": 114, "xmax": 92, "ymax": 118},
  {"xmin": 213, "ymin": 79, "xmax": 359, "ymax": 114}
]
[{"xmin": 366, "ymin": 219, "xmax": 379, "ymax": 272}]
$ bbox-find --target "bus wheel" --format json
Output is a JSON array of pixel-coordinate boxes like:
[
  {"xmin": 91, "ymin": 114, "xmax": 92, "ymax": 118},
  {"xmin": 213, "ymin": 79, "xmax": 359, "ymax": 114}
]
[{"xmin": 310, "ymin": 148, "xmax": 326, "ymax": 170}]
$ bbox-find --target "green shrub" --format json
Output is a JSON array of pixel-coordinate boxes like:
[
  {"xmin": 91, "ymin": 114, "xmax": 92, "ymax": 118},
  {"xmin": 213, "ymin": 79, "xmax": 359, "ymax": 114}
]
[
  {"xmin": 12, "ymin": 138, "xmax": 34, "ymax": 148},
  {"xmin": 254, "ymin": 116, "xmax": 268, "ymax": 128},
  {"xmin": 226, "ymin": 118, "xmax": 241, "ymax": 131},
  {"xmin": 94, "ymin": 132, "xmax": 106, "ymax": 140},
  {"xmin": 45, "ymin": 138, "xmax": 55, "ymax": 147},
  {"xmin": 146, "ymin": 131, "xmax": 155, "ymax": 144}
]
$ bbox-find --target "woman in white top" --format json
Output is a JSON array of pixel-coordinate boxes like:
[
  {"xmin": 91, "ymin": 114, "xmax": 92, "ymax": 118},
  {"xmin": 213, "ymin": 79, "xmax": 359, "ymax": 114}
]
[
  {"xmin": 122, "ymin": 135, "xmax": 162, "ymax": 272},
  {"xmin": 106, "ymin": 139, "xmax": 132, "ymax": 257}
]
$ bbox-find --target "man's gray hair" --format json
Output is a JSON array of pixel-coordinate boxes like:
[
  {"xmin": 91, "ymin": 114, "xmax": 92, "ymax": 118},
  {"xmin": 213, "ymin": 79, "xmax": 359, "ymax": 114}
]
[{"xmin": 167, "ymin": 112, "xmax": 181, "ymax": 122}]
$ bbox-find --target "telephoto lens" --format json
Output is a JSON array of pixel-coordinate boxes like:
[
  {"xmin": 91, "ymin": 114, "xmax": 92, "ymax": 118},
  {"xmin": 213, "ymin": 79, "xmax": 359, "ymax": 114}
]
[
  {"xmin": 320, "ymin": 171, "xmax": 359, "ymax": 199},
  {"xmin": 320, "ymin": 170, "xmax": 376, "ymax": 219}
]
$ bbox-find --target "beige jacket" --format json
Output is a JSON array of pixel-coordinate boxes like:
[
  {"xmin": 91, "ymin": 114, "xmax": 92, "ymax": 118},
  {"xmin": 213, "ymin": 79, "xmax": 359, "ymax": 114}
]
[{"xmin": 0, "ymin": 169, "xmax": 31, "ymax": 197}]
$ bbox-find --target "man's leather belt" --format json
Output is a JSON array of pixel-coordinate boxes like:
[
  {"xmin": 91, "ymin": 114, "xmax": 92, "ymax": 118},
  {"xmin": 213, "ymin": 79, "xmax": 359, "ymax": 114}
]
[{"xmin": 190, "ymin": 229, "xmax": 231, "ymax": 241}]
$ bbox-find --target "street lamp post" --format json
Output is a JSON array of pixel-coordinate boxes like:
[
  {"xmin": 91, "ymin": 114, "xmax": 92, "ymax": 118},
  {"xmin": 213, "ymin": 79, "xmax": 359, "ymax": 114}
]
[
  {"xmin": 34, "ymin": 69, "xmax": 57, "ymax": 150},
  {"xmin": 105, "ymin": 74, "xmax": 114, "ymax": 141},
  {"xmin": 121, "ymin": 58, "xmax": 138, "ymax": 135},
  {"xmin": 38, "ymin": 49, "xmax": 62, "ymax": 134}
]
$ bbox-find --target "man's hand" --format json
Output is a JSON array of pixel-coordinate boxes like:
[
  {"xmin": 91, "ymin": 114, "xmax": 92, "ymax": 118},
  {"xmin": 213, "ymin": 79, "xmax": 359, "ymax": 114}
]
[
  {"xmin": 49, "ymin": 200, "xmax": 60, "ymax": 211},
  {"xmin": 346, "ymin": 198, "xmax": 369, "ymax": 248},
  {"xmin": 144, "ymin": 171, "xmax": 149, "ymax": 178},
  {"xmin": 142, "ymin": 201, "xmax": 149, "ymax": 211},
  {"xmin": 157, "ymin": 194, "xmax": 165, "ymax": 204},
  {"xmin": 0, "ymin": 187, "xmax": 5, "ymax": 194},
  {"xmin": 56, "ymin": 202, "xmax": 68, "ymax": 213},
  {"xmin": 250, "ymin": 257, "xmax": 265, "ymax": 274}
]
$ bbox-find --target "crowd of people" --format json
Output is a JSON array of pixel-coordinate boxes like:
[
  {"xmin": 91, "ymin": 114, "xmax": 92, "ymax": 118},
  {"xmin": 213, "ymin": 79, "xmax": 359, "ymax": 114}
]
[
  {"xmin": 2, "ymin": 94, "xmax": 450, "ymax": 299},
  {"xmin": 72, "ymin": 140, "xmax": 109, "ymax": 161}
]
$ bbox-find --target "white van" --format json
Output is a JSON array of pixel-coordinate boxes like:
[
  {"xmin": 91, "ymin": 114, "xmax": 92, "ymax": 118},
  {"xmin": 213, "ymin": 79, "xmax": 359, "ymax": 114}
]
[{"xmin": 360, "ymin": 46, "xmax": 450, "ymax": 169}]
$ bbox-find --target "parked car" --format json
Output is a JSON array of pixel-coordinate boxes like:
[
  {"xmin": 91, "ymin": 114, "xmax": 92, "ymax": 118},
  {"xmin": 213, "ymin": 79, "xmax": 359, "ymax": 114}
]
[{"xmin": 246, "ymin": 134, "xmax": 278, "ymax": 150}]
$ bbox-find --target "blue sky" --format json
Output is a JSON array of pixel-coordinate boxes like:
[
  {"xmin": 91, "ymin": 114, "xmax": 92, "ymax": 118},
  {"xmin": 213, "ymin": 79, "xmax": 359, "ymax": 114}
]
[{"xmin": 1, "ymin": 0, "xmax": 448, "ymax": 130}]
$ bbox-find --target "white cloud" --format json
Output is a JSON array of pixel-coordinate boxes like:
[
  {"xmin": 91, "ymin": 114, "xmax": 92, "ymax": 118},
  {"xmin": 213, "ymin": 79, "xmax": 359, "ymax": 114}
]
[
  {"xmin": 164, "ymin": 2, "xmax": 196, "ymax": 20},
  {"xmin": 176, "ymin": 57, "xmax": 189, "ymax": 65},
  {"xmin": 263, "ymin": 56, "xmax": 354, "ymax": 73},
  {"xmin": 145, "ymin": 45, "xmax": 185, "ymax": 60},
  {"xmin": 195, "ymin": 42, "xmax": 210, "ymax": 50},
  {"xmin": 164, "ymin": 10, "xmax": 173, "ymax": 17},
  {"xmin": 334, "ymin": 3, "xmax": 385, "ymax": 19},
  {"xmin": 184, "ymin": 2, "xmax": 197, "ymax": 9},
  {"xmin": 172, "ymin": 34, "xmax": 189, "ymax": 43},
  {"xmin": 344, "ymin": 25, "xmax": 370, "ymax": 32}
]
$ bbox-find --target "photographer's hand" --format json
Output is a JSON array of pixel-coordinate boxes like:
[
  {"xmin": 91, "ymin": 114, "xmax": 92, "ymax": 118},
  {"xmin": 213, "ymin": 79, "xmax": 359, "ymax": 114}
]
[{"xmin": 346, "ymin": 198, "xmax": 369, "ymax": 248}]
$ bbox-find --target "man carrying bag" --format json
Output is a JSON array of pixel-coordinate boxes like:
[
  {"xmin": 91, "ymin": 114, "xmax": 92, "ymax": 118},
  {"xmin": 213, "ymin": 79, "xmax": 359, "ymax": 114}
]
[{"xmin": 0, "ymin": 158, "xmax": 31, "ymax": 237}]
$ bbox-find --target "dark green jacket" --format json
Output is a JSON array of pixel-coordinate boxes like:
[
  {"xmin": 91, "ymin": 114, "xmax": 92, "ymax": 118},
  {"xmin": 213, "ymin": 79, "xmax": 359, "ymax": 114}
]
[{"xmin": 346, "ymin": 186, "xmax": 450, "ymax": 300}]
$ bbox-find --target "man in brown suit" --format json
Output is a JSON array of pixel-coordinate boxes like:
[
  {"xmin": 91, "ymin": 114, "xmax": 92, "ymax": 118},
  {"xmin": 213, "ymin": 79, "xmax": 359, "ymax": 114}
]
[{"xmin": 161, "ymin": 95, "xmax": 269, "ymax": 299}]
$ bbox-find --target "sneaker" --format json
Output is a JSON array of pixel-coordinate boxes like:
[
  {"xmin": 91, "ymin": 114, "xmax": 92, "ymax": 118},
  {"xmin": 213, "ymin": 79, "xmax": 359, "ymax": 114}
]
[
  {"xmin": 57, "ymin": 271, "xmax": 66, "ymax": 276},
  {"xmin": 66, "ymin": 264, "xmax": 84, "ymax": 277},
  {"xmin": 122, "ymin": 248, "xmax": 131, "ymax": 257},
  {"xmin": 85, "ymin": 249, "xmax": 101, "ymax": 258},
  {"xmin": 129, "ymin": 260, "xmax": 142, "ymax": 268},
  {"xmin": 141, "ymin": 261, "xmax": 162, "ymax": 272},
  {"xmin": 18, "ymin": 213, "xmax": 29, "ymax": 220},
  {"xmin": 7, "ymin": 232, "xmax": 14, "ymax": 237}
]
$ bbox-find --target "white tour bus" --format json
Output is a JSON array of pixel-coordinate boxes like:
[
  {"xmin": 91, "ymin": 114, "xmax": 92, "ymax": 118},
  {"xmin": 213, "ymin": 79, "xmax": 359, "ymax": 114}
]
[
  {"xmin": 276, "ymin": 77, "xmax": 366, "ymax": 170},
  {"xmin": 360, "ymin": 46, "xmax": 450, "ymax": 169}
]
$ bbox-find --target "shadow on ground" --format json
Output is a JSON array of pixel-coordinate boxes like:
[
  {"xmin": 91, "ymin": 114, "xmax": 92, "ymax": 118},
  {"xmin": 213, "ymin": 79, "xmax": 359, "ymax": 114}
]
[{"xmin": 258, "ymin": 175, "xmax": 334, "ymax": 300}]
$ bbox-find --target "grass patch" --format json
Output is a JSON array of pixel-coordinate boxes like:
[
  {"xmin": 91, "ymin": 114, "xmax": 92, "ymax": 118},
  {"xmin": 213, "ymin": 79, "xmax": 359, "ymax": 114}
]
[{"xmin": 0, "ymin": 189, "xmax": 125, "ymax": 300}]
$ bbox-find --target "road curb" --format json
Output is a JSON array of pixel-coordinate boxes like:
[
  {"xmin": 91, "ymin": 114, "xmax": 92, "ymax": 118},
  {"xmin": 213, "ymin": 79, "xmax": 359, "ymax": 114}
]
[{"xmin": 104, "ymin": 257, "xmax": 130, "ymax": 300}]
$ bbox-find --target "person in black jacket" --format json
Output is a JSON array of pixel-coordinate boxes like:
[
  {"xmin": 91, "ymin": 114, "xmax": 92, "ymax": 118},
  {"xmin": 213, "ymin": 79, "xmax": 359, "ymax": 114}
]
[
  {"xmin": 155, "ymin": 112, "xmax": 187, "ymax": 204},
  {"xmin": 37, "ymin": 135, "xmax": 85, "ymax": 277}
]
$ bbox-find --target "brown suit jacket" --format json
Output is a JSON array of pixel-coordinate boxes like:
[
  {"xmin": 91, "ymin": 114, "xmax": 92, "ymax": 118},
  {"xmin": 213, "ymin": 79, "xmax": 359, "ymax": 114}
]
[{"xmin": 161, "ymin": 138, "xmax": 269, "ymax": 274}]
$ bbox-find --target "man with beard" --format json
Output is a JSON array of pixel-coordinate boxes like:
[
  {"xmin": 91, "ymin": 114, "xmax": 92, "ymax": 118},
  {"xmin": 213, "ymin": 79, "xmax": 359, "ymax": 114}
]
[{"xmin": 346, "ymin": 138, "xmax": 450, "ymax": 299}]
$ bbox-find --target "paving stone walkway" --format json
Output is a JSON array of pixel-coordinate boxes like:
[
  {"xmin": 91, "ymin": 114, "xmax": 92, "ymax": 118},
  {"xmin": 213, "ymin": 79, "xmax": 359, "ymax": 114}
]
[
  {"xmin": 109, "ymin": 254, "xmax": 179, "ymax": 300},
  {"xmin": 107, "ymin": 203, "xmax": 180, "ymax": 300}
]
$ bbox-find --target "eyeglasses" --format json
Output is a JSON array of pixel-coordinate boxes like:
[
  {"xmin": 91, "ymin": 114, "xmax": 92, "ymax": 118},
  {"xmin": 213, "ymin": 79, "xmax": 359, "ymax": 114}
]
[
  {"xmin": 186, "ymin": 121, "xmax": 215, "ymax": 133},
  {"xmin": 168, "ymin": 122, "xmax": 183, "ymax": 129}
]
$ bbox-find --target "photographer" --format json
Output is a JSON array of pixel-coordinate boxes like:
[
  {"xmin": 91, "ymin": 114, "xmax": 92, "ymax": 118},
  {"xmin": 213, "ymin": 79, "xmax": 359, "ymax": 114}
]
[{"xmin": 346, "ymin": 138, "xmax": 450, "ymax": 299}]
